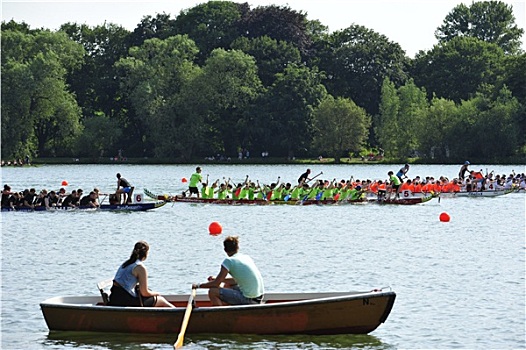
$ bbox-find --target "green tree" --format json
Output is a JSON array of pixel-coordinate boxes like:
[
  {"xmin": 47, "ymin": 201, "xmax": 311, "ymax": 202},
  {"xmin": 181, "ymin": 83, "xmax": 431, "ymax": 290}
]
[
  {"xmin": 435, "ymin": 1, "xmax": 524, "ymax": 54},
  {"xmin": 242, "ymin": 5, "xmax": 312, "ymax": 58},
  {"xmin": 128, "ymin": 13, "xmax": 178, "ymax": 48},
  {"xmin": 174, "ymin": 1, "xmax": 246, "ymax": 63},
  {"xmin": 231, "ymin": 35, "xmax": 301, "ymax": 87},
  {"xmin": 376, "ymin": 78, "xmax": 400, "ymax": 157},
  {"xmin": 74, "ymin": 113, "xmax": 122, "ymax": 158},
  {"xmin": 187, "ymin": 48, "xmax": 263, "ymax": 157},
  {"xmin": 416, "ymin": 97, "xmax": 458, "ymax": 159},
  {"xmin": 60, "ymin": 22, "xmax": 131, "ymax": 119},
  {"xmin": 412, "ymin": 37, "xmax": 504, "ymax": 102},
  {"xmin": 312, "ymin": 96, "xmax": 370, "ymax": 162},
  {"xmin": 247, "ymin": 64, "xmax": 327, "ymax": 158},
  {"xmin": 116, "ymin": 35, "xmax": 200, "ymax": 158},
  {"xmin": 318, "ymin": 25, "xmax": 409, "ymax": 117},
  {"xmin": 445, "ymin": 86, "xmax": 521, "ymax": 160},
  {"xmin": 396, "ymin": 80, "xmax": 428, "ymax": 157},
  {"xmin": 1, "ymin": 28, "xmax": 84, "ymax": 158},
  {"xmin": 376, "ymin": 78, "xmax": 427, "ymax": 158}
]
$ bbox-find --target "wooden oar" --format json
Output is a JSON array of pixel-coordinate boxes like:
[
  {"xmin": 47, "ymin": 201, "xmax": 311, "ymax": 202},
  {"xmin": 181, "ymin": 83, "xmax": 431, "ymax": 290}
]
[{"xmin": 174, "ymin": 288, "xmax": 197, "ymax": 349}]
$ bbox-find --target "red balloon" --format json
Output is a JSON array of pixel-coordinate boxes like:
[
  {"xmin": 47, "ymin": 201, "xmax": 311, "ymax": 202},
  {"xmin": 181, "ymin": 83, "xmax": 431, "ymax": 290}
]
[
  {"xmin": 61, "ymin": 180, "xmax": 68, "ymax": 186},
  {"xmin": 182, "ymin": 177, "xmax": 188, "ymax": 183},
  {"xmin": 209, "ymin": 222, "xmax": 222, "ymax": 235},
  {"xmin": 439, "ymin": 212, "xmax": 450, "ymax": 222}
]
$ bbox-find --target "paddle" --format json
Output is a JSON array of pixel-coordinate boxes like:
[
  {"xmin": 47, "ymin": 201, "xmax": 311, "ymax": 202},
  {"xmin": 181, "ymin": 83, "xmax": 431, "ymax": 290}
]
[
  {"xmin": 173, "ymin": 288, "xmax": 197, "ymax": 349},
  {"xmin": 306, "ymin": 171, "xmax": 323, "ymax": 184}
]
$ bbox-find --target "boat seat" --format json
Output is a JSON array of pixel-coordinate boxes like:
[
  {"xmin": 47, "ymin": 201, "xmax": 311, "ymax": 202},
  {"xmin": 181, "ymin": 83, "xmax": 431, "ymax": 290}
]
[{"xmin": 97, "ymin": 279, "xmax": 113, "ymax": 305}]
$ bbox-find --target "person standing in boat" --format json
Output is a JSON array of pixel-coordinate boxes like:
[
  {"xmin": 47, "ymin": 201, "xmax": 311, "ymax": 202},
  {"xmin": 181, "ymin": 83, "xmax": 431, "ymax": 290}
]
[
  {"xmin": 188, "ymin": 166, "xmax": 203, "ymax": 198},
  {"xmin": 193, "ymin": 235, "xmax": 264, "ymax": 306},
  {"xmin": 396, "ymin": 164, "xmax": 410, "ymax": 181},
  {"xmin": 116, "ymin": 173, "xmax": 134, "ymax": 204},
  {"xmin": 458, "ymin": 161, "xmax": 470, "ymax": 180},
  {"xmin": 109, "ymin": 241, "xmax": 174, "ymax": 308},
  {"xmin": 298, "ymin": 169, "xmax": 311, "ymax": 184},
  {"xmin": 388, "ymin": 171, "xmax": 402, "ymax": 199}
]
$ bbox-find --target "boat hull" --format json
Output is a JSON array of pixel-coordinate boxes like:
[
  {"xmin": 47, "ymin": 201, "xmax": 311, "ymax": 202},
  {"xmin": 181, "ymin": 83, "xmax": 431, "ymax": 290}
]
[
  {"xmin": 145, "ymin": 189, "xmax": 430, "ymax": 205},
  {"xmin": 438, "ymin": 189, "xmax": 513, "ymax": 198},
  {"xmin": 41, "ymin": 291, "xmax": 395, "ymax": 335},
  {"xmin": 1, "ymin": 201, "xmax": 166, "ymax": 212}
]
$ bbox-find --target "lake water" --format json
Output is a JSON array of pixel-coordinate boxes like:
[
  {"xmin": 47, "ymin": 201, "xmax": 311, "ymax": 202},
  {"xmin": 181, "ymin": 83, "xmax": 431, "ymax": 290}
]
[{"xmin": 1, "ymin": 163, "xmax": 525, "ymax": 349}]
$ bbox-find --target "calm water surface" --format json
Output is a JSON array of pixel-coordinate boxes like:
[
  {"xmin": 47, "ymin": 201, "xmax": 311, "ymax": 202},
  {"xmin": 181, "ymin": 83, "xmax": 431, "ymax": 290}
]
[{"xmin": 1, "ymin": 164, "xmax": 525, "ymax": 349}]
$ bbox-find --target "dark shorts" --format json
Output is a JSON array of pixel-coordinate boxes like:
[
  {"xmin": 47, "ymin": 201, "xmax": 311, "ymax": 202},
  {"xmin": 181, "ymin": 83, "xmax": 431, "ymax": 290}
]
[
  {"xmin": 189, "ymin": 187, "xmax": 199, "ymax": 194},
  {"xmin": 108, "ymin": 285, "xmax": 157, "ymax": 307}
]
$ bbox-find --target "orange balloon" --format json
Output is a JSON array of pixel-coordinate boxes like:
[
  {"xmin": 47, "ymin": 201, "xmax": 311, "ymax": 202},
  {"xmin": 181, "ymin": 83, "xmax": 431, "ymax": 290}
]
[
  {"xmin": 209, "ymin": 222, "xmax": 222, "ymax": 235},
  {"xmin": 182, "ymin": 177, "xmax": 188, "ymax": 183},
  {"xmin": 61, "ymin": 180, "xmax": 68, "ymax": 186},
  {"xmin": 439, "ymin": 212, "xmax": 450, "ymax": 222}
]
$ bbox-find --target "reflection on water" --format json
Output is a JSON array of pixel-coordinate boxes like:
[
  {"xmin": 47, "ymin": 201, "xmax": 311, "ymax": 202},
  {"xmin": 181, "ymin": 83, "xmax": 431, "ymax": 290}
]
[{"xmin": 45, "ymin": 331, "xmax": 393, "ymax": 350}]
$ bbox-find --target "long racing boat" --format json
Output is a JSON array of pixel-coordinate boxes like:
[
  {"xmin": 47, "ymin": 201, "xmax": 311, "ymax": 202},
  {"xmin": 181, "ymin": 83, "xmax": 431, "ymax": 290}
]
[
  {"xmin": 144, "ymin": 189, "xmax": 432, "ymax": 205},
  {"xmin": 437, "ymin": 188, "xmax": 514, "ymax": 198},
  {"xmin": 1, "ymin": 201, "xmax": 167, "ymax": 212}
]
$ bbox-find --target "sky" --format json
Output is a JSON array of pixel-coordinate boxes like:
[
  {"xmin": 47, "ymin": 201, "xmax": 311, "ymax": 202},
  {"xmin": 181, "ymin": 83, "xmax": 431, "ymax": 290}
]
[{"xmin": 2, "ymin": 0, "xmax": 525, "ymax": 58}]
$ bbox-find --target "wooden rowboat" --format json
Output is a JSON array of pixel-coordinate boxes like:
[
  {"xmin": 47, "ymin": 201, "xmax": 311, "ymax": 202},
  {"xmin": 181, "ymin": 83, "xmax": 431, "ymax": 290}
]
[
  {"xmin": 144, "ymin": 189, "xmax": 431, "ymax": 205},
  {"xmin": 40, "ymin": 289, "xmax": 396, "ymax": 335},
  {"xmin": 1, "ymin": 201, "xmax": 167, "ymax": 212}
]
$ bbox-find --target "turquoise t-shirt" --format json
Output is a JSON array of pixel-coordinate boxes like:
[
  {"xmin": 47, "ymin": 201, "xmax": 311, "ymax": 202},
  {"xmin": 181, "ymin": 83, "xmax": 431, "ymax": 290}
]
[{"xmin": 222, "ymin": 253, "xmax": 264, "ymax": 298}]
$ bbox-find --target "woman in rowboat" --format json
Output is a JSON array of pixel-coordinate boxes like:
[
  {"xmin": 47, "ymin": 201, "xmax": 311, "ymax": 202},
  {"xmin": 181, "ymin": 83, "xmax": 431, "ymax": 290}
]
[{"xmin": 109, "ymin": 241, "xmax": 174, "ymax": 308}]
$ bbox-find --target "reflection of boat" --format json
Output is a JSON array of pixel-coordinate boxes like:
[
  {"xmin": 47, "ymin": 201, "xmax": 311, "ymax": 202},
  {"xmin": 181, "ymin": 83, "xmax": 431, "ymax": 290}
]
[
  {"xmin": 1, "ymin": 201, "xmax": 167, "ymax": 212},
  {"xmin": 145, "ymin": 189, "xmax": 432, "ymax": 205},
  {"xmin": 46, "ymin": 330, "xmax": 388, "ymax": 349},
  {"xmin": 41, "ymin": 289, "xmax": 396, "ymax": 335}
]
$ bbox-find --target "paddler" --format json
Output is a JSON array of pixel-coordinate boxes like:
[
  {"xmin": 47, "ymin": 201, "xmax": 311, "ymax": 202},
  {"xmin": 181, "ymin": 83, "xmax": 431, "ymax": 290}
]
[{"xmin": 188, "ymin": 167, "xmax": 203, "ymax": 198}]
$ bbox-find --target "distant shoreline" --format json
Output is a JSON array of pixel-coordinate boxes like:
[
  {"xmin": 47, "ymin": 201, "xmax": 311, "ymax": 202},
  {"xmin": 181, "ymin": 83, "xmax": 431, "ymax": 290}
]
[{"xmin": 3, "ymin": 157, "xmax": 524, "ymax": 166}]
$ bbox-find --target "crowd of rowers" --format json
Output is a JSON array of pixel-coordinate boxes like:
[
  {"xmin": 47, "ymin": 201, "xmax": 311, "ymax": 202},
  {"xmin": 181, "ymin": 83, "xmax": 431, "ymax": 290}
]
[
  {"xmin": 184, "ymin": 165, "xmax": 526, "ymax": 202},
  {"xmin": 1, "ymin": 173, "xmax": 135, "ymax": 210},
  {"xmin": 1, "ymin": 186, "xmax": 103, "ymax": 210}
]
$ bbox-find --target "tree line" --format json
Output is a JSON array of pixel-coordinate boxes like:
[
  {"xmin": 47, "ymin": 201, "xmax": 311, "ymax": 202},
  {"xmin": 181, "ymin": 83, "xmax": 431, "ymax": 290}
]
[{"xmin": 1, "ymin": 0, "xmax": 524, "ymax": 163}]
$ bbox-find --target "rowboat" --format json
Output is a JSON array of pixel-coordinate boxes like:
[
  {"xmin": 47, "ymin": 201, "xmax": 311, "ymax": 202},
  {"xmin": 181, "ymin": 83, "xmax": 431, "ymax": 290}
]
[
  {"xmin": 1, "ymin": 201, "xmax": 167, "ymax": 212},
  {"xmin": 144, "ymin": 189, "xmax": 432, "ymax": 205},
  {"xmin": 40, "ymin": 289, "xmax": 396, "ymax": 335}
]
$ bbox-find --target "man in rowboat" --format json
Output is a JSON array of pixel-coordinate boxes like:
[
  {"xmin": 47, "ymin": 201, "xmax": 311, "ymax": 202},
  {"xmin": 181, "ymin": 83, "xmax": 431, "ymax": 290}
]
[{"xmin": 192, "ymin": 236, "xmax": 264, "ymax": 306}]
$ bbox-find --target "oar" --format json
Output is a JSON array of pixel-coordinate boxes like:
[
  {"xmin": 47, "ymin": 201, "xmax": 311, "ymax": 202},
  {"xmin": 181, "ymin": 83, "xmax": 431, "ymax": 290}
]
[
  {"xmin": 174, "ymin": 288, "xmax": 197, "ymax": 349},
  {"xmin": 306, "ymin": 171, "xmax": 323, "ymax": 184}
]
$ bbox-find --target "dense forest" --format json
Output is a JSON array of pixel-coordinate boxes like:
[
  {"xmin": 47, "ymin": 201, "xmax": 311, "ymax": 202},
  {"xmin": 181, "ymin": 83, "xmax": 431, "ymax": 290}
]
[{"xmin": 2, "ymin": 0, "xmax": 525, "ymax": 163}]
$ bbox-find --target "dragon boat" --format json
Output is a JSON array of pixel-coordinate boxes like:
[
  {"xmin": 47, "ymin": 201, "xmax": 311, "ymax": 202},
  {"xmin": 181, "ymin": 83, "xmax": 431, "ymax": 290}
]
[
  {"xmin": 1, "ymin": 201, "xmax": 167, "ymax": 212},
  {"xmin": 144, "ymin": 189, "xmax": 432, "ymax": 205}
]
